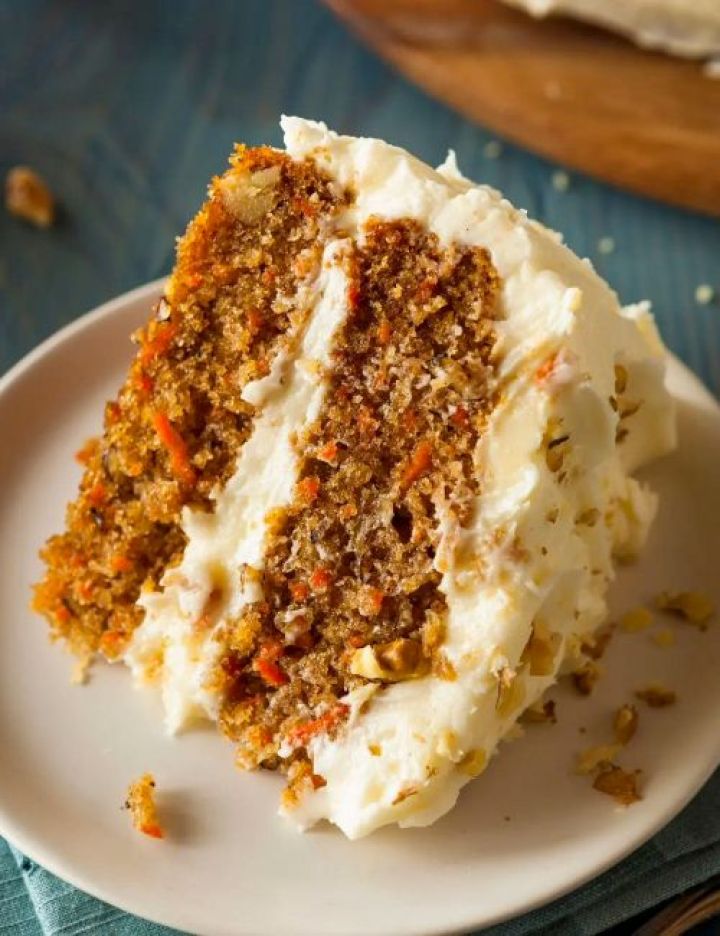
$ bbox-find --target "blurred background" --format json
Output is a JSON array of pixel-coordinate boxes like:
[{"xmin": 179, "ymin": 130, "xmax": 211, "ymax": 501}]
[{"xmin": 1, "ymin": 0, "xmax": 719, "ymax": 396}]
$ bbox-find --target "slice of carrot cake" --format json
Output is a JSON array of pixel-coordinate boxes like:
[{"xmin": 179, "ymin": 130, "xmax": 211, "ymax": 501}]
[{"xmin": 33, "ymin": 118, "xmax": 676, "ymax": 839}]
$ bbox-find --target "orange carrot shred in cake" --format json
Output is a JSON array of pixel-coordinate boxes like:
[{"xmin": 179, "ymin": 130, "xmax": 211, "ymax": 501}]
[{"xmin": 33, "ymin": 117, "xmax": 676, "ymax": 840}]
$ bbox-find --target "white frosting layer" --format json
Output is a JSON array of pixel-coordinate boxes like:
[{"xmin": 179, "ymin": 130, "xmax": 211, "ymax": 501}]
[
  {"xmin": 502, "ymin": 0, "xmax": 720, "ymax": 58},
  {"xmin": 125, "ymin": 239, "xmax": 351, "ymax": 732},
  {"xmin": 276, "ymin": 119, "xmax": 675, "ymax": 837},
  {"xmin": 125, "ymin": 118, "xmax": 675, "ymax": 840}
]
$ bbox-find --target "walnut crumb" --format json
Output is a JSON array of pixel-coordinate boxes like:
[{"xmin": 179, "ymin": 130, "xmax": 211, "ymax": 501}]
[
  {"xmin": 655, "ymin": 591, "xmax": 714, "ymax": 626},
  {"xmin": 593, "ymin": 765, "xmax": 642, "ymax": 806},
  {"xmin": 520, "ymin": 698, "xmax": 557, "ymax": 724},
  {"xmin": 635, "ymin": 685, "xmax": 677, "ymax": 708},
  {"xmin": 613, "ymin": 704, "xmax": 638, "ymax": 745},
  {"xmin": 576, "ymin": 743, "xmax": 622, "ymax": 775},
  {"xmin": 651, "ymin": 628, "xmax": 676, "ymax": 649},
  {"xmin": 620, "ymin": 606, "xmax": 653, "ymax": 633},
  {"xmin": 5, "ymin": 166, "xmax": 56, "ymax": 227},
  {"xmin": 572, "ymin": 660, "xmax": 601, "ymax": 696},
  {"xmin": 124, "ymin": 773, "xmax": 163, "ymax": 839},
  {"xmin": 581, "ymin": 625, "xmax": 614, "ymax": 660}
]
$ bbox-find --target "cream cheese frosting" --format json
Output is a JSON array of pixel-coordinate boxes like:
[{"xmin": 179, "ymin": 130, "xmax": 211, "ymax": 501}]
[
  {"xmin": 501, "ymin": 0, "xmax": 720, "ymax": 59},
  {"xmin": 125, "ymin": 118, "xmax": 675, "ymax": 839}
]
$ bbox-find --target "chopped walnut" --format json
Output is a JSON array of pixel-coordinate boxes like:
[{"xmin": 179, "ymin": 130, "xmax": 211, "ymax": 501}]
[
  {"xmin": 457, "ymin": 748, "xmax": 488, "ymax": 777},
  {"xmin": 635, "ymin": 685, "xmax": 677, "ymax": 708},
  {"xmin": 613, "ymin": 704, "xmax": 638, "ymax": 745},
  {"xmin": 496, "ymin": 666, "xmax": 526, "ymax": 716},
  {"xmin": 572, "ymin": 660, "xmax": 602, "ymax": 696},
  {"xmin": 350, "ymin": 638, "xmax": 427, "ymax": 681},
  {"xmin": 593, "ymin": 765, "xmax": 642, "ymax": 806},
  {"xmin": 581, "ymin": 625, "xmax": 614, "ymax": 660},
  {"xmin": 620, "ymin": 606, "xmax": 653, "ymax": 633},
  {"xmin": 521, "ymin": 620, "xmax": 561, "ymax": 676},
  {"xmin": 655, "ymin": 591, "xmax": 715, "ymax": 626},
  {"xmin": 520, "ymin": 698, "xmax": 557, "ymax": 724},
  {"xmin": 218, "ymin": 165, "xmax": 281, "ymax": 223},
  {"xmin": 576, "ymin": 743, "xmax": 622, "ymax": 775},
  {"xmin": 5, "ymin": 166, "xmax": 56, "ymax": 227},
  {"xmin": 125, "ymin": 773, "xmax": 163, "ymax": 839}
]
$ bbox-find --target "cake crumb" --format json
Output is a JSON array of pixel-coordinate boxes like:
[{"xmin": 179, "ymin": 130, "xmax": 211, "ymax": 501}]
[
  {"xmin": 656, "ymin": 590, "xmax": 714, "ymax": 625},
  {"xmin": 613, "ymin": 704, "xmax": 638, "ymax": 745},
  {"xmin": 521, "ymin": 698, "xmax": 557, "ymax": 724},
  {"xmin": 70, "ymin": 655, "xmax": 92, "ymax": 686},
  {"xmin": 651, "ymin": 628, "xmax": 676, "ymax": 649},
  {"xmin": 593, "ymin": 765, "xmax": 642, "ymax": 806},
  {"xmin": 620, "ymin": 606, "xmax": 653, "ymax": 633},
  {"xmin": 5, "ymin": 166, "xmax": 56, "ymax": 227},
  {"xmin": 125, "ymin": 773, "xmax": 164, "ymax": 839},
  {"xmin": 597, "ymin": 236, "xmax": 615, "ymax": 255},
  {"xmin": 572, "ymin": 660, "xmax": 601, "ymax": 696},
  {"xmin": 635, "ymin": 685, "xmax": 676, "ymax": 708},
  {"xmin": 694, "ymin": 284, "xmax": 715, "ymax": 306},
  {"xmin": 552, "ymin": 170, "xmax": 570, "ymax": 192},
  {"xmin": 576, "ymin": 743, "xmax": 621, "ymax": 775},
  {"xmin": 483, "ymin": 140, "xmax": 503, "ymax": 160}
]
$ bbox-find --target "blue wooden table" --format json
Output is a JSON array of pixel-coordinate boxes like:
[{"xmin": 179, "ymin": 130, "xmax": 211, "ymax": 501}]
[{"xmin": 1, "ymin": 2, "xmax": 719, "ymax": 934}]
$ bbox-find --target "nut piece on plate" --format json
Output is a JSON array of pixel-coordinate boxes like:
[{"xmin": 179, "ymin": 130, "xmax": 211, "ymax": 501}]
[
  {"xmin": 5, "ymin": 166, "xmax": 56, "ymax": 227},
  {"xmin": 635, "ymin": 685, "xmax": 677, "ymax": 708},
  {"xmin": 593, "ymin": 765, "xmax": 642, "ymax": 806},
  {"xmin": 655, "ymin": 591, "xmax": 715, "ymax": 626},
  {"xmin": 613, "ymin": 704, "xmax": 639, "ymax": 745},
  {"xmin": 124, "ymin": 773, "xmax": 164, "ymax": 839},
  {"xmin": 572, "ymin": 659, "xmax": 602, "ymax": 696}
]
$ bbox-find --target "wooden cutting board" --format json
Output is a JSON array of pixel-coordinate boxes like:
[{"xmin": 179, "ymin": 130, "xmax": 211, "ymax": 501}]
[{"xmin": 324, "ymin": 0, "xmax": 720, "ymax": 217}]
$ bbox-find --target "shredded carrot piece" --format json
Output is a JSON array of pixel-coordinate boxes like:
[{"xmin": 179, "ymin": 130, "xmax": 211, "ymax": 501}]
[
  {"xmin": 55, "ymin": 603, "xmax": 71, "ymax": 624},
  {"xmin": 77, "ymin": 580, "xmax": 94, "ymax": 601},
  {"xmin": 535, "ymin": 353, "xmax": 560, "ymax": 384},
  {"xmin": 450, "ymin": 406, "xmax": 470, "ymax": 428},
  {"xmin": 247, "ymin": 308, "xmax": 264, "ymax": 335},
  {"xmin": 110, "ymin": 554, "xmax": 133, "ymax": 574},
  {"xmin": 298, "ymin": 476, "xmax": 321, "ymax": 502},
  {"xmin": 261, "ymin": 267, "xmax": 276, "ymax": 286},
  {"xmin": 152, "ymin": 411, "xmax": 197, "ymax": 486},
  {"xmin": 402, "ymin": 408, "xmax": 418, "ymax": 432},
  {"xmin": 364, "ymin": 587, "xmax": 384, "ymax": 614},
  {"xmin": 87, "ymin": 482, "xmax": 107, "ymax": 507},
  {"xmin": 400, "ymin": 439, "xmax": 433, "ymax": 489},
  {"xmin": 377, "ymin": 320, "xmax": 392, "ymax": 344},
  {"xmin": 347, "ymin": 634, "xmax": 366, "ymax": 649},
  {"xmin": 309, "ymin": 568, "xmax": 332, "ymax": 592},
  {"xmin": 139, "ymin": 322, "xmax": 177, "ymax": 367},
  {"xmin": 133, "ymin": 370, "xmax": 153, "ymax": 396},
  {"xmin": 317, "ymin": 440, "xmax": 339, "ymax": 464},
  {"xmin": 106, "ymin": 401, "xmax": 121, "ymax": 425},
  {"xmin": 185, "ymin": 272, "xmax": 203, "ymax": 289},
  {"xmin": 287, "ymin": 703, "xmax": 349, "ymax": 747},
  {"xmin": 253, "ymin": 638, "xmax": 288, "ymax": 687},
  {"xmin": 290, "ymin": 581, "xmax": 309, "ymax": 602},
  {"xmin": 139, "ymin": 822, "xmax": 164, "ymax": 839},
  {"xmin": 347, "ymin": 284, "xmax": 361, "ymax": 309},
  {"xmin": 74, "ymin": 438, "xmax": 98, "ymax": 466}
]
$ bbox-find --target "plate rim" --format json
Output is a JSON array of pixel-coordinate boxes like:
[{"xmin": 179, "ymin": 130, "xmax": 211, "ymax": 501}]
[{"xmin": 0, "ymin": 280, "xmax": 719, "ymax": 936}]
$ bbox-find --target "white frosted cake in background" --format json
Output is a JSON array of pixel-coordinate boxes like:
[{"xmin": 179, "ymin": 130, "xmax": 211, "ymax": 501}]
[
  {"xmin": 35, "ymin": 118, "xmax": 676, "ymax": 839},
  {"xmin": 502, "ymin": 0, "xmax": 720, "ymax": 59}
]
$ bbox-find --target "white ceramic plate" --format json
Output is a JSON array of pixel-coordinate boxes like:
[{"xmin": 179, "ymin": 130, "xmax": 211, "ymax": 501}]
[{"xmin": 1, "ymin": 280, "xmax": 719, "ymax": 936}]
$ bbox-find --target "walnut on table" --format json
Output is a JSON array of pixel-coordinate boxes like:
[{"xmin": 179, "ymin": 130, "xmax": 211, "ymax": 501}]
[{"xmin": 5, "ymin": 166, "xmax": 56, "ymax": 227}]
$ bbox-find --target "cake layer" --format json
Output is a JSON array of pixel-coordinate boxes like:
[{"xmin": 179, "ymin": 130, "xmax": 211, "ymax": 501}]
[{"xmin": 33, "ymin": 146, "xmax": 345, "ymax": 658}]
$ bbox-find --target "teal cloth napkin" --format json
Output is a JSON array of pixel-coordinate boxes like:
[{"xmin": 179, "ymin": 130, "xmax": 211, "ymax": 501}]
[{"xmin": 2, "ymin": 0, "xmax": 719, "ymax": 934}]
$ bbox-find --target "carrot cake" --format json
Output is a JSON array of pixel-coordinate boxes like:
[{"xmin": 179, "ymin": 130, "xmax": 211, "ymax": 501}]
[{"xmin": 33, "ymin": 118, "xmax": 676, "ymax": 839}]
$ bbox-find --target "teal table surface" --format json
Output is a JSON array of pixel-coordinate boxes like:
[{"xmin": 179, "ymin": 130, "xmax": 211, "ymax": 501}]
[{"xmin": 1, "ymin": 2, "xmax": 719, "ymax": 935}]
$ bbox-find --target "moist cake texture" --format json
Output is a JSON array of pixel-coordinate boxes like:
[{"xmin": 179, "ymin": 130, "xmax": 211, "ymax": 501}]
[{"xmin": 34, "ymin": 118, "xmax": 676, "ymax": 839}]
